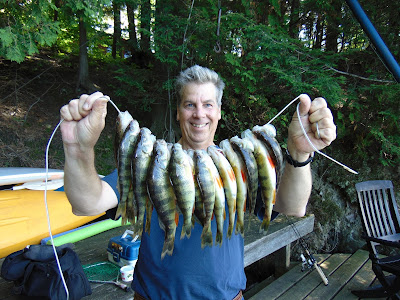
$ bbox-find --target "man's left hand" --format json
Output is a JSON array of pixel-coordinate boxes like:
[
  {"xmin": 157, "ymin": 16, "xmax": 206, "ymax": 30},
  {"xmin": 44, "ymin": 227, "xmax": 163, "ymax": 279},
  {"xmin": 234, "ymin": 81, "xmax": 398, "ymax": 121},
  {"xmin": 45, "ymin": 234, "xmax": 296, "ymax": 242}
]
[{"xmin": 287, "ymin": 94, "xmax": 337, "ymax": 161}]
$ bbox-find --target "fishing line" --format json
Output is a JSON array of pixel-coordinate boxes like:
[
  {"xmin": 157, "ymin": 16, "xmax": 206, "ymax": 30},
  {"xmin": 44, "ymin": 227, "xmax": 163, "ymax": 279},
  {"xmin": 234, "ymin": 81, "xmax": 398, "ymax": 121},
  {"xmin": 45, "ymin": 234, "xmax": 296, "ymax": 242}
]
[
  {"xmin": 44, "ymin": 118, "xmax": 69, "ymax": 300},
  {"xmin": 43, "ymin": 95, "xmax": 120, "ymax": 300},
  {"xmin": 267, "ymin": 94, "xmax": 358, "ymax": 174}
]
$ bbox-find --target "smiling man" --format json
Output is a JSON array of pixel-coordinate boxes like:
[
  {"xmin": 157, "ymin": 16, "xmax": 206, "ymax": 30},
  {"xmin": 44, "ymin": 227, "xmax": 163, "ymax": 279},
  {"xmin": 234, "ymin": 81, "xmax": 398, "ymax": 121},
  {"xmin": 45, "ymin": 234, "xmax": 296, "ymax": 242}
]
[
  {"xmin": 177, "ymin": 80, "xmax": 222, "ymax": 150},
  {"xmin": 60, "ymin": 65, "xmax": 337, "ymax": 300}
]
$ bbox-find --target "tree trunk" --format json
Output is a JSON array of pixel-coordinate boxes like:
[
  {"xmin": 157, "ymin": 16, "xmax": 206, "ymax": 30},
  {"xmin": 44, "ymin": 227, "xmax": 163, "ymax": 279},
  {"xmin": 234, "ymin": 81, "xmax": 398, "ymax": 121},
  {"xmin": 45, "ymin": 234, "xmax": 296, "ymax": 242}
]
[
  {"xmin": 314, "ymin": 13, "xmax": 323, "ymax": 50},
  {"xmin": 288, "ymin": 0, "xmax": 300, "ymax": 39},
  {"xmin": 112, "ymin": 0, "xmax": 121, "ymax": 59},
  {"xmin": 140, "ymin": 0, "xmax": 151, "ymax": 52},
  {"xmin": 127, "ymin": 1, "xmax": 139, "ymax": 55},
  {"xmin": 325, "ymin": 1, "xmax": 341, "ymax": 53},
  {"xmin": 77, "ymin": 16, "xmax": 94, "ymax": 93}
]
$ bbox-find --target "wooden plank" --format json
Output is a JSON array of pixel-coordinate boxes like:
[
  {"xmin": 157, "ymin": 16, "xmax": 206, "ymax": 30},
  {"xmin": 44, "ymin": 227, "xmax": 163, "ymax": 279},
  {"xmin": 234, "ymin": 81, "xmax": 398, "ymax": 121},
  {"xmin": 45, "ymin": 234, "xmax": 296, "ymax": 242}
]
[
  {"xmin": 305, "ymin": 249, "xmax": 370, "ymax": 300},
  {"xmin": 274, "ymin": 244, "xmax": 291, "ymax": 277},
  {"xmin": 277, "ymin": 253, "xmax": 351, "ymax": 300},
  {"xmin": 248, "ymin": 254, "xmax": 330, "ymax": 300},
  {"xmin": 333, "ymin": 259, "xmax": 375, "ymax": 300},
  {"xmin": 244, "ymin": 215, "xmax": 314, "ymax": 267}
]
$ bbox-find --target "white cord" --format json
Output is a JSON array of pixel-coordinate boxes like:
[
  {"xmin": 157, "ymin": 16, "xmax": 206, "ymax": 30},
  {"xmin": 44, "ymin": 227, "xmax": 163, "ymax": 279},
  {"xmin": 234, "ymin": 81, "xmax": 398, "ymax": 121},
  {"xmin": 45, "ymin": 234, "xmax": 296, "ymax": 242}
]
[
  {"xmin": 45, "ymin": 119, "xmax": 69, "ymax": 300},
  {"xmin": 267, "ymin": 94, "xmax": 358, "ymax": 174},
  {"xmin": 295, "ymin": 102, "xmax": 358, "ymax": 174},
  {"xmin": 43, "ymin": 95, "xmax": 121, "ymax": 300}
]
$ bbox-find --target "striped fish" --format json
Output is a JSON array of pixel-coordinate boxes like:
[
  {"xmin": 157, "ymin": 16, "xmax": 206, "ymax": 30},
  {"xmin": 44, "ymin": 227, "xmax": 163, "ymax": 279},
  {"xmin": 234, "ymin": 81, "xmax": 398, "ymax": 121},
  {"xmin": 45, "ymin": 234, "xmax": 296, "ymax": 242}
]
[
  {"xmin": 241, "ymin": 129, "xmax": 276, "ymax": 234},
  {"xmin": 116, "ymin": 120, "xmax": 140, "ymax": 224},
  {"xmin": 230, "ymin": 136, "xmax": 258, "ymax": 219},
  {"xmin": 114, "ymin": 111, "xmax": 133, "ymax": 167},
  {"xmin": 132, "ymin": 127, "xmax": 156, "ymax": 236},
  {"xmin": 252, "ymin": 125, "xmax": 283, "ymax": 187},
  {"xmin": 195, "ymin": 150, "xmax": 216, "ymax": 248},
  {"xmin": 220, "ymin": 139, "xmax": 247, "ymax": 237},
  {"xmin": 208, "ymin": 145, "xmax": 237, "ymax": 239},
  {"xmin": 147, "ymin": 140, "xmax": 177, "ymax": 259},
  {"xmin": 186, "ymin": 149, "xmax": 206, "ymax": 227},
  {"xmin": 204, "ymin": 149, "xmax": 226, "ymax": 246},
  {"xmin": 170, "ymin": 143, "xmax": 196, "ymax": 239}
]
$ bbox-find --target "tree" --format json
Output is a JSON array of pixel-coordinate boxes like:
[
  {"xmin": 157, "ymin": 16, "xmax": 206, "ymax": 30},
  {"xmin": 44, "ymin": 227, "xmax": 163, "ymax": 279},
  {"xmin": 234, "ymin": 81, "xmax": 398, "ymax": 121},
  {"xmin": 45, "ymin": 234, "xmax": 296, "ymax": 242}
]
[
  {"xmin": 112, "ymin": 0, "xmax": 122, "ymax": 59},
  {"xmin": 0, "ymin": 0, "xmax": 59, "ymax": 63}
]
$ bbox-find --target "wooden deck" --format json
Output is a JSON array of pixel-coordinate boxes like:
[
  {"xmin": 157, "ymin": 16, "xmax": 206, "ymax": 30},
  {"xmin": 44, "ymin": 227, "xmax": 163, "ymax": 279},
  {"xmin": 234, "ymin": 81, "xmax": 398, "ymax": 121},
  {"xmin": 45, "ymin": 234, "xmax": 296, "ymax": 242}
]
[
  {"xmin": 247, "ymin": 249, "xmax": 382, "ymax": 300},
  {"xmin": 0, "ymin": 214, "xmax": 314, "ymax": 299}
]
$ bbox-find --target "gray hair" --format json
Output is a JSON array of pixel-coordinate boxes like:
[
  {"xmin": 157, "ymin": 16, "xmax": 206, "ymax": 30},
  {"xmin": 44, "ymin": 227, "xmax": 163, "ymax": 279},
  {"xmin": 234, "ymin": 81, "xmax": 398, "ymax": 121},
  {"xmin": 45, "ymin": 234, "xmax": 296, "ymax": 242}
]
[{"xmin": 175, "ymin": 65, "xmax": 225, "ymax": 107}]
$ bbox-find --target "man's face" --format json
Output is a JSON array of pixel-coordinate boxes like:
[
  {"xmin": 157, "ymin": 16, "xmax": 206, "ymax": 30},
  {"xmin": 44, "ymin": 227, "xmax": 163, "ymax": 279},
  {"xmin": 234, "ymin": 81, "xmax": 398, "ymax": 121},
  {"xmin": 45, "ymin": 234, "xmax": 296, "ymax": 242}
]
[{"xmin": 177, "ymin": 82, "xmax": 221, "ymax": 150}]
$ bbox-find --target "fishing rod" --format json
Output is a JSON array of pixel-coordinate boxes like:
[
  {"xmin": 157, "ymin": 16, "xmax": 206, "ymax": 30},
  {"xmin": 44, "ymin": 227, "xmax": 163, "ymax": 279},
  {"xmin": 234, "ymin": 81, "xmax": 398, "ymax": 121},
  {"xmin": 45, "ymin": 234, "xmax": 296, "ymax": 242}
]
[
  {"xmin": 345, "ymin": 0, "xmax": 400, "ymax": 83},
  {"xmin": 285, "ymin": 215, "xmax": 329, "ymax": 286}
]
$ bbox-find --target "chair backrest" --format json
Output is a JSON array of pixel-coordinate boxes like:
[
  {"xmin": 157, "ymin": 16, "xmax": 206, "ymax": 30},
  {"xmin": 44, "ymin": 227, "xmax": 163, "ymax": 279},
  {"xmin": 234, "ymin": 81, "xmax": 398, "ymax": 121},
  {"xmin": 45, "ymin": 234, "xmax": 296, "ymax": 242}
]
[{"xmin": 355, "ymin": 180, "xmax": 400, "ymax": 256}]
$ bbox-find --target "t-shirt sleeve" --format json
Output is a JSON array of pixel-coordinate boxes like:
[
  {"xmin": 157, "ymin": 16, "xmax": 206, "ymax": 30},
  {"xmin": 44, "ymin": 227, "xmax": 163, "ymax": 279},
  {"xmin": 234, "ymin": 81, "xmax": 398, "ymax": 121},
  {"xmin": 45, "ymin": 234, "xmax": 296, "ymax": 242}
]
[{"xmin": 101, "ymin": 168, "xmax": 120, "ymax": 219}]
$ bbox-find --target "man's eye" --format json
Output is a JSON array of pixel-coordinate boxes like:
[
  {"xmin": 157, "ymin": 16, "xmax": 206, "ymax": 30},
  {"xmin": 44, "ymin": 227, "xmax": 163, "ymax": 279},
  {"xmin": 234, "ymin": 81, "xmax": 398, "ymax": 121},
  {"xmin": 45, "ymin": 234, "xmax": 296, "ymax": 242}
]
[
  {"xmin": 186, "ymin": 103, "xmax": 194, "ymax": 108},
  {"xmin": 205, "ymin": 103, "xmax": 212, "ymax": 108}
]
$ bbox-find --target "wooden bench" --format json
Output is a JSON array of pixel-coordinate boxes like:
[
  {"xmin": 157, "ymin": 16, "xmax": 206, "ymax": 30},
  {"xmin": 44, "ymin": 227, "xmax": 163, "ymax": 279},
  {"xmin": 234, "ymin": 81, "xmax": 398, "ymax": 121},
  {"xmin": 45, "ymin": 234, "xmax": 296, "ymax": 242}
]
[
  {"xmin": 0, "ymin": 214, "xmax": 314, "ymax": 299},
  {"xmin": 244, "ymin": 214, "xmax": 315, "ymax": 270}
]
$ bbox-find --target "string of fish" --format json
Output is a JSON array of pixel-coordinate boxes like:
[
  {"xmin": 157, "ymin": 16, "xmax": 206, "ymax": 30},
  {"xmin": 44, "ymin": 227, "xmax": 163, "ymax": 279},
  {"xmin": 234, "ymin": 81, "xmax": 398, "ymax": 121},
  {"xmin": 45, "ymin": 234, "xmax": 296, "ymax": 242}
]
[{"xmin": 112, "ymin": 94, "xmax": 358, "ymax": 260}]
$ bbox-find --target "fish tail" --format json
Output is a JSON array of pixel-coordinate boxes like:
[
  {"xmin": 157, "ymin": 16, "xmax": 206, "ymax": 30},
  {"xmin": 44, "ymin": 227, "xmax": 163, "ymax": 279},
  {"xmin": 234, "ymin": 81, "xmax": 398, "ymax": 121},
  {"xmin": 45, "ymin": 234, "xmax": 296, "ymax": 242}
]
[
  {"xmin": 228, "ymin": 223, "xmax": 234, "ymax": 239},
  {"xmin": 161, "ymin": 228, "xmax": 176, "ymax": 260},
  {"xmin": 259, "ymin": 217, "xmax": 271, "ymax": 235},
  {"xmin": 235, "ymin": 221, "xmax": 245, "ymax": 237},
  {"xmin": 134, "ymin": 220, "xmax": 144, "ymax": 237},
  {"xmin": 180, "ymin": 221, "xmax": 192, "ymax": 240},
  {"xmin": 215, "ymin": 231, "xmax": 223, "ymax": 246},
  {"xmin": 201, "ymin": 224, "xmax": 213, "ymax": 249},
  {"xmin": 115, "ymin": 202, "xmax": 127, "ymax": 222}
]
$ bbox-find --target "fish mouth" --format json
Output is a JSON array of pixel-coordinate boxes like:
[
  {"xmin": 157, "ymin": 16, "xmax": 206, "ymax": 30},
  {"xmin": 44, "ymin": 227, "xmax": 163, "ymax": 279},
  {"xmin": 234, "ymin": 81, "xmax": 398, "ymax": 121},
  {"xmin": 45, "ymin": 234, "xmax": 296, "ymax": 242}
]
[{"xmin": 191, "ymin": 123, "xmax": 208, "ymax": 128}]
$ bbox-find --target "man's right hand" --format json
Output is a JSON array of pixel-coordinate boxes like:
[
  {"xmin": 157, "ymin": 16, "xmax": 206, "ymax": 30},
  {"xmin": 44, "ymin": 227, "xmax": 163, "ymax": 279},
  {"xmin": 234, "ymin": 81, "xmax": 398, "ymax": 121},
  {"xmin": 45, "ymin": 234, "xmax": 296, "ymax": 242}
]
[{"xmin": 60, "ymin": 91, "xmax": 109, "ymax": 150}]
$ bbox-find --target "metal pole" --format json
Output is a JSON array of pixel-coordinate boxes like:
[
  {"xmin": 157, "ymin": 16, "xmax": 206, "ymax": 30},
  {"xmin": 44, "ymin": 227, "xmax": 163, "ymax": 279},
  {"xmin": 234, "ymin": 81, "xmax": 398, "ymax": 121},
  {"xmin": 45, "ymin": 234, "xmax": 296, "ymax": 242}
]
[{"xmin": 345, "ymin": 0, "xmax": 400, "ymax": 83}]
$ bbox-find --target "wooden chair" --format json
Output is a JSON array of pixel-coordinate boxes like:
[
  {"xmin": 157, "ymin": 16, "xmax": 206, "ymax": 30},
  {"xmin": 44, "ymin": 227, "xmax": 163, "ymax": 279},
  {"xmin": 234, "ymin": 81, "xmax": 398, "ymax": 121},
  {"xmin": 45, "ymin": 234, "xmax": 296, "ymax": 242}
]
[{"xmin": 352, "ymin": 180, "xmax": 400, "ymax": 299}]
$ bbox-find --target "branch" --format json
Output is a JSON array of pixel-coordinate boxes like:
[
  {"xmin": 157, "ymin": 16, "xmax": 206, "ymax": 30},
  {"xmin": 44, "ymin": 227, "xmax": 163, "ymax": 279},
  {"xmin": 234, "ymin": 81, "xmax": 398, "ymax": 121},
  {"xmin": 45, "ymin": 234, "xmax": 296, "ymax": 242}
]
[
  {"xmin": 0, "ymin": 65, "xmax": 54, "ymax": 103},
  {"xmin": 324, "ymin": 66, "xmax": 395, "ymax": 84}
]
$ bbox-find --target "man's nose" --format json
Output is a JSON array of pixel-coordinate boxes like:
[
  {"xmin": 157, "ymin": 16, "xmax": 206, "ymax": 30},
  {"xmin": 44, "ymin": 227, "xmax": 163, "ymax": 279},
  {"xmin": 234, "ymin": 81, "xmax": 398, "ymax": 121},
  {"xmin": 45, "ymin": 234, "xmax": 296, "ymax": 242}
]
[{"xmin": 193, "ymin": 106, "xmax": 206, "ymax": 118}]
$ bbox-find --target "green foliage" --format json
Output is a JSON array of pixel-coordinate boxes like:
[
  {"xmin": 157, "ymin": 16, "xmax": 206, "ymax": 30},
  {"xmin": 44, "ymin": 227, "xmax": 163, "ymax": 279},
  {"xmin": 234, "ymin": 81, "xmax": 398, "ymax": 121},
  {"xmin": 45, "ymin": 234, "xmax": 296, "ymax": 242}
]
[
  {"xmin": 109, "ymin": 61, "xmax": 157, "ymax": 114},
  {"xmin": 2, "ymin": 0, "xmax": 399, "ymax": 170},
  {"xmin": 0, "ymin": 0, "xmax": 60, "ymax": 62}
]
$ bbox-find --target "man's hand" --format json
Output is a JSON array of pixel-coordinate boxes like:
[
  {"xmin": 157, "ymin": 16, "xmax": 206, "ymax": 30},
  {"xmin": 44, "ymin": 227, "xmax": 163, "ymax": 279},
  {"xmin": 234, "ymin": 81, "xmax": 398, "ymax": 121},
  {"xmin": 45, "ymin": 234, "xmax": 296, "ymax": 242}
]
[
  {"xmin": 287, "ymin": 94, "xmax": 337, "ymax": 161},
  {"xmin": 60, "ymin": 91, "xmax": 109, "ymax": 151}
]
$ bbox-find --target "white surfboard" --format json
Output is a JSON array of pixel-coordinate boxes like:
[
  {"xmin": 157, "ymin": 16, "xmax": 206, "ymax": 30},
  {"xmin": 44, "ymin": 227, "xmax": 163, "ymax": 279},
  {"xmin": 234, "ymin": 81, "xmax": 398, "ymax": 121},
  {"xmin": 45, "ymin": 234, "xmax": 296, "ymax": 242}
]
[{"xmin": 0, "ymin": 167, "xmax": 64, "ymax": 187}]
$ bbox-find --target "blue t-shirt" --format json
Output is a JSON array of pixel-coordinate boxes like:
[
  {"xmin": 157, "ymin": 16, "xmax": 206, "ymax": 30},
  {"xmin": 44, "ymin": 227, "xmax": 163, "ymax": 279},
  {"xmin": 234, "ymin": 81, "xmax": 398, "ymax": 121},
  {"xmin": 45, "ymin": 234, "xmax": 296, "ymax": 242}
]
[{"xmin": 102, "ymin": 169, "xmax": 277, "ymax": 300}]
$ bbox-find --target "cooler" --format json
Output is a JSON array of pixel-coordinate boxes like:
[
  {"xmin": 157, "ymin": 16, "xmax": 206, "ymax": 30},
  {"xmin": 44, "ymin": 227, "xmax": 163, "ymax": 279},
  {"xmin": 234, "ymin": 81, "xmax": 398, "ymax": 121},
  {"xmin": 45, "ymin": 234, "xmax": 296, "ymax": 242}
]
[{"xmin": 107, "ymin": 229, "xmax": 140, "ymax": 267}]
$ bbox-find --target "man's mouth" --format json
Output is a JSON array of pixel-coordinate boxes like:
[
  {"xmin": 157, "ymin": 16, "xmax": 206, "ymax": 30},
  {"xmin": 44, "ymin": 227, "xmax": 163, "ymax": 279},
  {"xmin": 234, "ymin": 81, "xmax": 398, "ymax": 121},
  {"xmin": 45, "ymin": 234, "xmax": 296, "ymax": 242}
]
[{"xmin": 192, "ymin": 123, "xmax": 207, "ymax": 128}]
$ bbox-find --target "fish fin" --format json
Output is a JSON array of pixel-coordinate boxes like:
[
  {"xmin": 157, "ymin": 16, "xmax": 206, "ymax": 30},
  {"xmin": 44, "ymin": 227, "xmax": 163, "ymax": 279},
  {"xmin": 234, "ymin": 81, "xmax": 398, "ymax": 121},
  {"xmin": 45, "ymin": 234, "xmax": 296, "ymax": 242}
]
[
  {"xmin": 145, "ymin": 201, "xmax": 153, "ymax": 235},
  {"xmin": 200, "ymin": 225, "xmax": 213, "ymax": 249},
  {"xmin": 161, "ymin": 229, "xmax": 176, "ymax": 260},
  {"xmin": 235, "ymin": 222, "xmax": 245, "ymax": 238},
  {"xmin": 259, "ymin": 218, "xmax": 270, "ymax": 234},
  {"xmin": 272, "ymin": 189, "xmax": 276, "ymax": 205},
  {"xmin": 227, "ymin": 225, "xmax": 233, "ymax": 239},
  {"xmin": 133, "ymin": 221, "xmax": 144, "ymax": 238},
  {"xmin": 180, "ymin": 222, "xmax": 192, "ymax": 240},
  {"xmin": 175, "ymin": 211, "xmax": 180, "ymax": 226},
  {"xmin": 215, "ymin": 232, "xmax": 223, "ymax": 246},
  {"xmin": 115, "ymin": 202, "xmax": 127, "ymax": 222}
]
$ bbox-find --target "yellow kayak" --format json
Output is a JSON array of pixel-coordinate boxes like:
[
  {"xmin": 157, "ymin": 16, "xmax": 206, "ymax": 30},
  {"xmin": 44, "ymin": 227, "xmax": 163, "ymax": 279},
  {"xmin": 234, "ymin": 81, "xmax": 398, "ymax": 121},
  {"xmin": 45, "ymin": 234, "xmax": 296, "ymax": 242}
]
[{"xmin": 0, "ymin": 189, "xmax": 103, "ymax": 258}]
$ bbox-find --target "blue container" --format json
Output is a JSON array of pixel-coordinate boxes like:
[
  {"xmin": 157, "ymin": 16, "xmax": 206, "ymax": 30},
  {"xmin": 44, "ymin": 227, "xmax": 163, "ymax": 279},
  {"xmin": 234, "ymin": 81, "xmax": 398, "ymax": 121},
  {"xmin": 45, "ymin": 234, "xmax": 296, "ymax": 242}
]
[{"xmin": 107, "ymin": 230, "xmax": 140, "ymax": 267}]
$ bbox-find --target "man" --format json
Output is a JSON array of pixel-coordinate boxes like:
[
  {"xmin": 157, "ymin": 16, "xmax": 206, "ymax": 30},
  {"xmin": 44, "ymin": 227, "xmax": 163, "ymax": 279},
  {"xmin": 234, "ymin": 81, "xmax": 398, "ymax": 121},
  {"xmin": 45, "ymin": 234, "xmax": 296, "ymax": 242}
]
[{"xmin": 60, "ymin": 65, "xmax": 336, "ymax": 299}]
